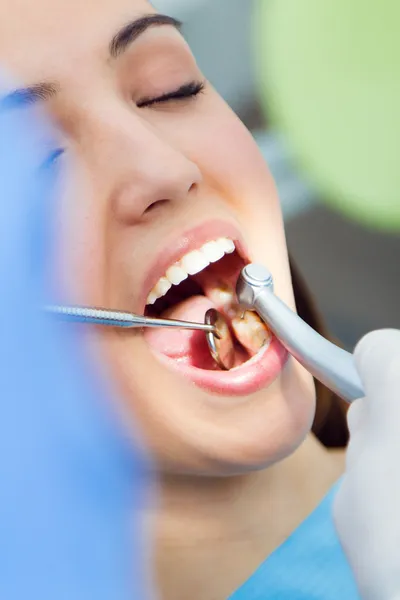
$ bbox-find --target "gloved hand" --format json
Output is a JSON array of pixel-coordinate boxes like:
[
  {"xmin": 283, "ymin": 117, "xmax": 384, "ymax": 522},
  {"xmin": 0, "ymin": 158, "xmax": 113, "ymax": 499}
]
[
  {"xmin": 334, "ymin": 329, "xmax": 400, "ymax": 600},
  {"xmin": 0, "ymin": 82, "xmax": 152, "ymax": 599}
]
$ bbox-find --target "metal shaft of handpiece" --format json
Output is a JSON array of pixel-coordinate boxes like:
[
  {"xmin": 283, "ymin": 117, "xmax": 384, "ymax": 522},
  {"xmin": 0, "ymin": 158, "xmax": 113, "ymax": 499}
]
[
  {"xmin": 45, "ymin": 305, "xmax": 217, "ymax": 335},
  {"xmin": 237, "ymin": 265, "xmax": 365, "ymax": 403}
]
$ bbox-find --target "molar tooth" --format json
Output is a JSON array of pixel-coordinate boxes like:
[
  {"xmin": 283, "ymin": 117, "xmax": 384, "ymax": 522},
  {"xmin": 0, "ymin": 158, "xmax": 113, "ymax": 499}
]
[
  {"xmin": 181, "ymin": 250, "xmax": 210, "ymax": 276},
  {"xmin": 155, "ymin": 277, "xmax": 172, "ymax": 297},
  {"xmin": 166, "ymin": 265, "xmax": 188, "ymax": 286},
  {"xmin": 201, "ymin": 240, "xmax": 225, "ymax": 263},
  {"xmin": 218, "ymin": 238, "xmax": 235, "ymax": 254},
  {"xmin": 207, "ymin": 285, "xmax": 235, "ymax": 309},
  {"xmin": 232, "ymin": 310, "xmax": 271, "ymax": 355}
]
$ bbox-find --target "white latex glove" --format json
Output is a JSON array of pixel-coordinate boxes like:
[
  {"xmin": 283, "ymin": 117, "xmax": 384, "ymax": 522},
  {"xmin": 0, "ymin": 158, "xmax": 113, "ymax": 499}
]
[{"xmin": 334, "ymin": 329, "xmax": 400, "ymax": 600}]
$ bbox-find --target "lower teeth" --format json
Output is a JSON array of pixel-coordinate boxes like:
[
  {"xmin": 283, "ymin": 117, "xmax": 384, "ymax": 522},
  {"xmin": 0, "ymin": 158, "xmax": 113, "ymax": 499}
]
[
  {"xmin": 205, "ymin": 284, "xmax": 272, "ymax": 366},
  {"xmin": 231, "ymin": 310, "xmax": 272, "ymax": 355}
]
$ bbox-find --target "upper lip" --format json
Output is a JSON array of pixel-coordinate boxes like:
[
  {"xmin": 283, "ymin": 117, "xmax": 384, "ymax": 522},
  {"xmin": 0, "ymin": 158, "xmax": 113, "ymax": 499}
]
[{"xmin": 139, "ymin": 219, "xmax": 250, "ymax": 311}]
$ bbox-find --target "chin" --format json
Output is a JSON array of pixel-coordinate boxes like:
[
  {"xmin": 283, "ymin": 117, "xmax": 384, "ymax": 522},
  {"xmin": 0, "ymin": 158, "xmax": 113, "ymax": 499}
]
[
  {"xmin": 212, "ymin": 361, "xmax": 316, "ymax": 477},
  {"xmin": 177, "ymin": 358, "xmax": 317, "ymax": 477}
]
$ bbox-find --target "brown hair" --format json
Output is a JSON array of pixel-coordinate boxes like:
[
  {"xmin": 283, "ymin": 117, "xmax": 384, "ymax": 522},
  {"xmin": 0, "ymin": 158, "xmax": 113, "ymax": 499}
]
[{"xmin": 290, "ymin": 257, "xmax": 349, "ymax": 448}]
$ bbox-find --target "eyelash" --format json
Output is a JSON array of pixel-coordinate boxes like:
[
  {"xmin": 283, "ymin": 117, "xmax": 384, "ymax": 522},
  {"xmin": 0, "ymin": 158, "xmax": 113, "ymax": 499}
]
[{"xmin": 136, "ymin": 80, "xmax": 205, "ymax": 108}]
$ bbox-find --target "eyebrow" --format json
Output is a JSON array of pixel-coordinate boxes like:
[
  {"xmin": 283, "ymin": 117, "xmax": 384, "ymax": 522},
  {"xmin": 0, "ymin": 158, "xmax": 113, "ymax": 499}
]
[
  {"xmin": 0, "ymin": 82, "xmax": 59, "ymax": 109},
  {"xmin": 1, "ymin": 13, "xmax": 182, "ymax": 108},
  {"xmin": 110, "ymin": 13, "xmax": 182, "ymax": 58}
]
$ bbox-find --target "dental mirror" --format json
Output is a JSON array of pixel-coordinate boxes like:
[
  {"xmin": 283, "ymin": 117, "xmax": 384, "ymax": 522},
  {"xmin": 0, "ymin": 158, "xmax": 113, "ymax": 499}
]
[{"xmin": 205, "ymin": 308, "xmax": 235, "ymax": 371}]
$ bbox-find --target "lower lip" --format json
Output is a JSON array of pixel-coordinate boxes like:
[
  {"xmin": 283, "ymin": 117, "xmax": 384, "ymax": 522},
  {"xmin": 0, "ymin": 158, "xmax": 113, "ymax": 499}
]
[{"xmin": 153, "ymin": 335, "xmax": 290, "ymax": 396}]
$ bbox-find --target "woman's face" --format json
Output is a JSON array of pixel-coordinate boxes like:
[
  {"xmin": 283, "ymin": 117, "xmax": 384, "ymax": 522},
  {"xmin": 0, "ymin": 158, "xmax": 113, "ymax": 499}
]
[{"xmin": 0, "ymin": 0, "xmax": 315, "ymax": 475}]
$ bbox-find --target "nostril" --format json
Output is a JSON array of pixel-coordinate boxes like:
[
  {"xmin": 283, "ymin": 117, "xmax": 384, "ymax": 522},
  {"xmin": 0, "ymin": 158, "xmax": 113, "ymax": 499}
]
[{"xmin": 144, "ymin": 199, "xmax": 169, "ymax": 215}]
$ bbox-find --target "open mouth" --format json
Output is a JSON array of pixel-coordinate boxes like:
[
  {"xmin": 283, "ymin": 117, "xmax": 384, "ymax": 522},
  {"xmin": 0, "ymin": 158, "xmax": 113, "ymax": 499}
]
[
  {"xmin": 144, "ymin": 237, "xmax": 273, "ymax": 372},
  {"xmin": 142, "ymin": 224, "xmax": 289, "ymax": 395}
]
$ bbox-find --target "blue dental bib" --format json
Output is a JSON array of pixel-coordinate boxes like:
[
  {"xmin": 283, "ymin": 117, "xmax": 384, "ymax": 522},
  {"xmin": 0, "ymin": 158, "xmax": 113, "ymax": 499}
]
[{"xmin": 230, "ymin": 485, "xmax": 361, "ymax": 599}]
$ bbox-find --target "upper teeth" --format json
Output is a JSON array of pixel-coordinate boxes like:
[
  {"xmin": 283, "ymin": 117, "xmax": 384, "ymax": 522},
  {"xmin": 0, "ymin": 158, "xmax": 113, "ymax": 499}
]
[{"xmin": 146, "ymin": 237, "xmax": 236, "ymax": 305}]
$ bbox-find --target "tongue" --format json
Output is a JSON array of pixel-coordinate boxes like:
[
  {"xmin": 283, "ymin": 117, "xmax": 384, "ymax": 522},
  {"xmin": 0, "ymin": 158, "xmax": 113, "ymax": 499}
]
[{"xmin": 144, "ymin": 296, "xmax": 221, "ymax": 369}]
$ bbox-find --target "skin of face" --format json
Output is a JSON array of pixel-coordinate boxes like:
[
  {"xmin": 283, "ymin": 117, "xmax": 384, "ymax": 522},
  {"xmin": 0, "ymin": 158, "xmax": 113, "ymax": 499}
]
[{"xmin": 0, "ymin": 0, "xmax": 316, "ymax": 477}]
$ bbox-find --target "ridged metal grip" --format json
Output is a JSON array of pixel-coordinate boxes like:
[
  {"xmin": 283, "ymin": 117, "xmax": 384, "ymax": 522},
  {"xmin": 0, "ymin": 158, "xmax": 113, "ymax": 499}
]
[{"xmin": 45, "ymin": 305, "xmax": 143, "ymax": 328}]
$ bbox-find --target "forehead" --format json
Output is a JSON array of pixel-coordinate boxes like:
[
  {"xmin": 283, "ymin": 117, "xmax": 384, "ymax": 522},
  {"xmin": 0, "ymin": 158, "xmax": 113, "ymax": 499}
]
[{"xmin": 0, "ymin": 0, "xmax": 155, "ymax": 82}]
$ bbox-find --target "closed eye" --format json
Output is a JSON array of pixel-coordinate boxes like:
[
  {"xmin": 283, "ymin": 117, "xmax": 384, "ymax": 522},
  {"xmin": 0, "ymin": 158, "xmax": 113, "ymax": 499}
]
[
  {"xmin": 42, "ymin": 82, "xmax": 205, "ymax": 166},
  {"xmin": 137, "ymin": 80, "xmax": 205, "ymax": 108}
]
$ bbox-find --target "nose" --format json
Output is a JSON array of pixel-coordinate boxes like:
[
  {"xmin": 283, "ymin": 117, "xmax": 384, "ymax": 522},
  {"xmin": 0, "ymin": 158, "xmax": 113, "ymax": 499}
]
[{"xmin": 83, "ymin": 106, "xmax": 202, "ymax": 224}]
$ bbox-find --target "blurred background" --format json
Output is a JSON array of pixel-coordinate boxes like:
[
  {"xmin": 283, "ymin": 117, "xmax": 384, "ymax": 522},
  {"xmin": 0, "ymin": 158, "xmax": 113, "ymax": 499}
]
[{"xmin": 155, "ymin": 0, "xmax": 399, "ymax": 350}]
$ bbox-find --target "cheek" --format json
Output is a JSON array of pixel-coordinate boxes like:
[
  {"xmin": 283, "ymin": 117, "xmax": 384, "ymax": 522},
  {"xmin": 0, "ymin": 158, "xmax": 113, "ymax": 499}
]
[
  {"xmin": 190, "ymin": 96, "xmax": 293, "ymax": 304},
  {"xmin": 191, "ymin": 95, "xmax": 278, "ymax": 206}
]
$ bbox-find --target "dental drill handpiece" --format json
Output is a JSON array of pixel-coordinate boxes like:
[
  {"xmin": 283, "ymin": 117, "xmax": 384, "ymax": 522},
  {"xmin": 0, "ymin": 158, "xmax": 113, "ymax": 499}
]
[{"xmin": 236, "ymin": 265, "xmax": 365, "ymax": 403}]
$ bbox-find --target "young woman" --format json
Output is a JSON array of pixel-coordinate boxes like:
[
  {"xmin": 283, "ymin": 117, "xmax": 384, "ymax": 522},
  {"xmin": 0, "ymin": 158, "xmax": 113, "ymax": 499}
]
[{"xmin": 0, "ymin": 1, "xmax": 358, "ymax": 597}]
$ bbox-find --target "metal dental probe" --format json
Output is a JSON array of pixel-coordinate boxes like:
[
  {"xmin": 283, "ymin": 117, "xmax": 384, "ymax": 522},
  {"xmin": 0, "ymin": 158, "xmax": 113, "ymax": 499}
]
[
  {"xmin": 46, "ymin": 305, "xmax": 219, "ymax": 335},
  {"xmin": 236, "ymin": 264, "xmax": 365, "ymax": 403}
]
